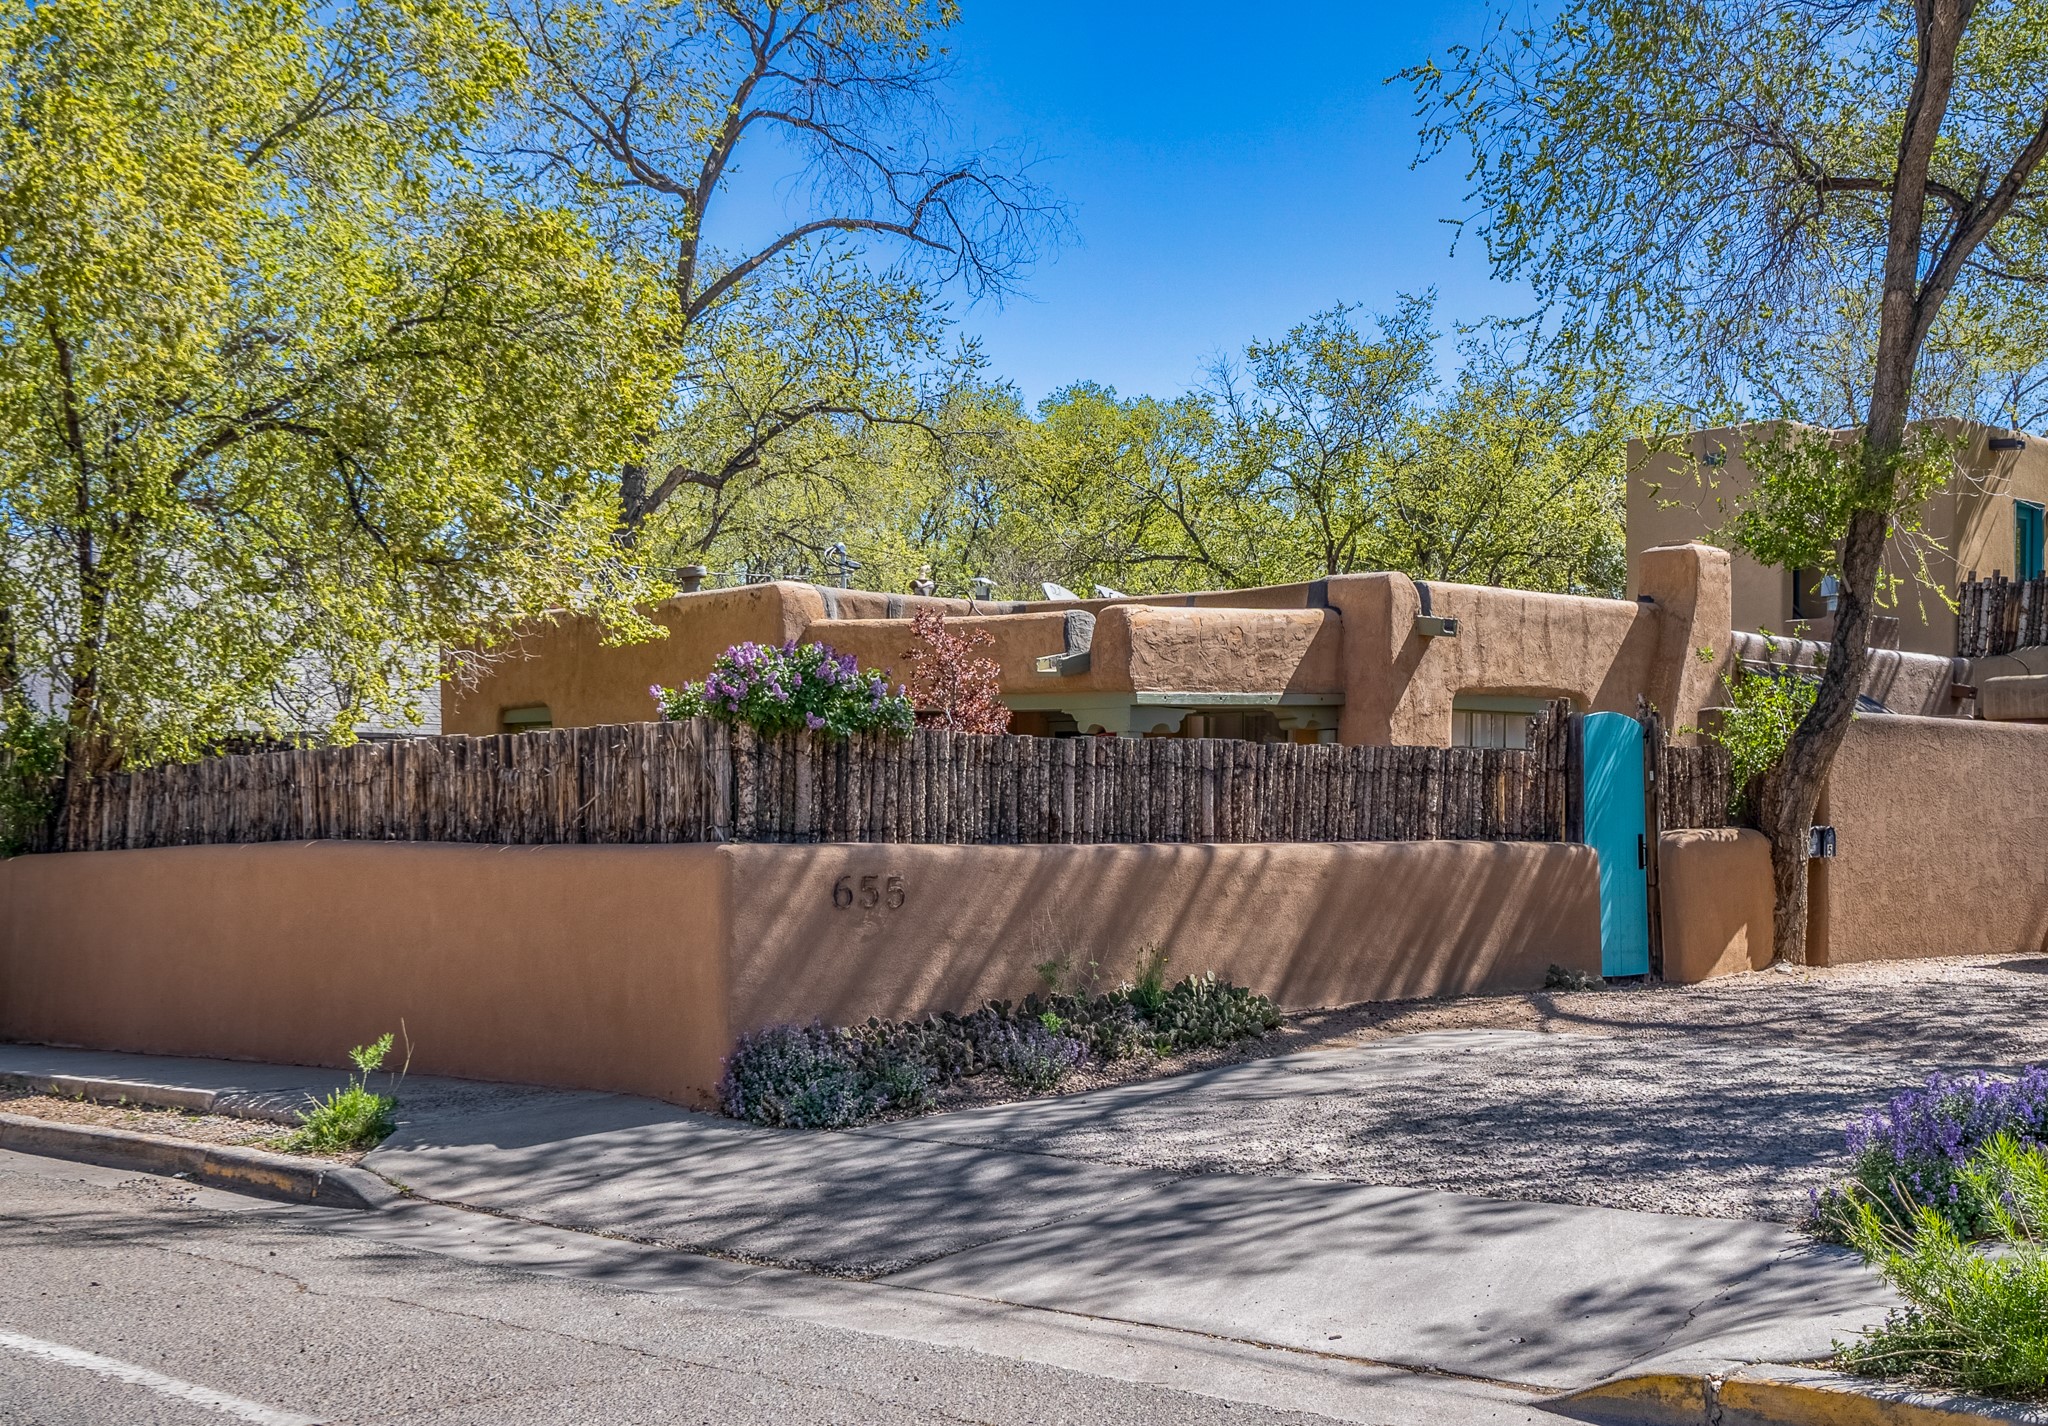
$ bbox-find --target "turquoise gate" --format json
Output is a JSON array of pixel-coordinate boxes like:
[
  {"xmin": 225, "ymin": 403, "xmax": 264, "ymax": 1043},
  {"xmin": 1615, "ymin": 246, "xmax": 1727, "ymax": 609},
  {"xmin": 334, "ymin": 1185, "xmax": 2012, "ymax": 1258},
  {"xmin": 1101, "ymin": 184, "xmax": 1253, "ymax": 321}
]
[{"xmin": 1580, "ymin": 711, "xmax": 1651, "ymax": 978}]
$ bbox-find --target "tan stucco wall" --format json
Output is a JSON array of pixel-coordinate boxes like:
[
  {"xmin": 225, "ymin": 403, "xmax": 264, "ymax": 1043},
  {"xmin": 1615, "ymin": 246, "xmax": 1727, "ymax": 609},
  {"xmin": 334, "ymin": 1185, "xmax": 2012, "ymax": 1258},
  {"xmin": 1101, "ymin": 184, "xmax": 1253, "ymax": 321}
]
[
  {"xmin": 1091, "ymin": 606, "xmax": 1342, "ymax": 696},
  {"xmin": 1628, "ymin": 423, "xmax": 2048, "ymax": 659},
  {"xmin": 1657, "ymin": 829, "xmax": 1774, "ymax": 983},
  {"xmin": 1322, "ymin": 545, "xmax": 1730, "ymax": 747},
  {"xmin": 443, "ymin": 548, "xmax": 1737, "ymax": 750},
  {"xmin": 801, "ymin": 611, "xmax": 1073, "ymax": 696},
  {"xmin": 0, "ymin": 843, "xmax": 733, "ymax": 1104},
  {"xmin": 1, "ymin": 838, "xmax": 1601, "ymax": 1104},
  {"xmin": 1728, "ymin": 631, "xmax": 1968, "ymax": 717},
  {"xmin": 722, "ymin": 841, "xmax": 1602, "ymax": 1034},
  {"xmin": 1979, "ymin": 674, "xmax": 2048, "ymax": 722},
  {"xmin": 1817, "ymin": 716, "xmax": 2048, "ymax": 964},
  {"xmin": 443, "ymin": 582, "xmax": 828, "ymax": 735}
]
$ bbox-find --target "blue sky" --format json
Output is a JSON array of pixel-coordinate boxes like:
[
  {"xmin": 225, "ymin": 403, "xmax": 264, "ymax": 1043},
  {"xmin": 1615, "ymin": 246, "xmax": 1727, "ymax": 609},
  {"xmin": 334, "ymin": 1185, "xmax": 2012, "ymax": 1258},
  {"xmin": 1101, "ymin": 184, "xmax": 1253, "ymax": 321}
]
[{"xmin": 929, "ymin": 2, "xmax": 1522, "ymax": 404}]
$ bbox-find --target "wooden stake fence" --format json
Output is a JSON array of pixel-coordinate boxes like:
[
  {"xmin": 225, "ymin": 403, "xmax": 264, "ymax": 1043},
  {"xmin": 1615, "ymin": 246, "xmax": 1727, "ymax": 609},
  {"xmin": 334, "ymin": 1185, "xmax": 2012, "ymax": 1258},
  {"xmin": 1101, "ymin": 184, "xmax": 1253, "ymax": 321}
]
[
  {"xmin": 46, "ymin": 701, "xmax": 1727, "ymax": 854},
  {"xmin": 59, "ymin": 720, "xmax": 732, "ymax": 853},
  {"xmin": 1957, "ymin": 571, "xmax": 2048, "ymax": 659}
]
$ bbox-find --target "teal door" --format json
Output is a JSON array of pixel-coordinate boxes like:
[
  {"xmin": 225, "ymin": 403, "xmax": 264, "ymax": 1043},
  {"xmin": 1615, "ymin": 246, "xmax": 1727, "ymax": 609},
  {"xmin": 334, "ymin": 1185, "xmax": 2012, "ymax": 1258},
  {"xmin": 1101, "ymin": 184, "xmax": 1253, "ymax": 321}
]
[
  {"xmin": 2019, "ymin": 500, "xmax": 2045, "ymax": 580},
  {"xmin": 1582, "ymin": 712, "xmax": 1651, "ymax": 978}
]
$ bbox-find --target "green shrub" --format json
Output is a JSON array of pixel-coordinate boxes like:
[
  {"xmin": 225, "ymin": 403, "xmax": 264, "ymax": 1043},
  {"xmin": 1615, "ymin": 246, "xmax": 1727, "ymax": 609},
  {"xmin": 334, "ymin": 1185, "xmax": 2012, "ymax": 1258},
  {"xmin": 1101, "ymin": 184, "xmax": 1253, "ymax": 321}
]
[
  {"xmin": 717, "ymin": 1023, "xmax": 937, "ymax": 1128},
  {"xmin": 987, "ymin": 1022, "xmax": 1087, "ymax": 1092},
  {"xmin": 1836, "ymin": 1134, "xmax": 2048, "ymax": 1399},
  {"xmin": 1697, "ymin": 641, "xmax": 1819, "ymax": 819},
  {"xmin": 0, "ymin": 707, "xmax": 64, "ymax": 856},
  {"xmin": 717, "ymin": 953, "xmax": 1283, "ymax": 1128},
  {"xmin": 282, "ymin": 1034, "xmax": 399, "ymax": 1153}
]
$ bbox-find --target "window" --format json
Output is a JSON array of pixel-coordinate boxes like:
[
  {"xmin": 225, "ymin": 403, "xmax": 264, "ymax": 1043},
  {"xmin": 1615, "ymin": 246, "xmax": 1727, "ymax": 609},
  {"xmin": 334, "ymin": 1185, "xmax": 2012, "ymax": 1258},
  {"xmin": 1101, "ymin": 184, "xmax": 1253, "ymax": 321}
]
[
  {"xmin": 1450, "ymin": 695, "xmax": 1551, "ymax": 750},
  {"xmin": 1791, "ymin": 568, "xmax": 1839, "ymax": 620},
  {"xmin": 2019, "ymin": 501, "xmax": 2045, "ymax": 580},
  {"xmin": 500, "ymin": 705, "xmax": 552, "ymax": 733},
  {"xmin": 1451, "ymin": 709, "xmax": 1529, "ymax": 750}
]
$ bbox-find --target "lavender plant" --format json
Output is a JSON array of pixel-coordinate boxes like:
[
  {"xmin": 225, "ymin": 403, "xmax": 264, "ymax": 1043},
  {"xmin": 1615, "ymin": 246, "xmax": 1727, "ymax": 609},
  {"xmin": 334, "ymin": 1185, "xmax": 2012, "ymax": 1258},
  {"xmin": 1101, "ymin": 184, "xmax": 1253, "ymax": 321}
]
[
  {"xmin": 717, "ymin": 961, "xmax": 1283, "ymax": 1129},
  {"xmin": 986, "ymin": 1021, "xmax": 1088, "ymax": 1092},
  {"xmin": 1836, "ymin": 1134, "xmax": 2048, "ymax": 1399},
  {"xmin": 654, "ymin": 640, "xmax": 913, "ymax": 738},
  {"xmin": 717, "ymin": 1023, "xmax": 933, "ymax": 1130},
  {"xmin": 1813, "ymin": 1068, "xmax": 2048, "ymax": 1242}
]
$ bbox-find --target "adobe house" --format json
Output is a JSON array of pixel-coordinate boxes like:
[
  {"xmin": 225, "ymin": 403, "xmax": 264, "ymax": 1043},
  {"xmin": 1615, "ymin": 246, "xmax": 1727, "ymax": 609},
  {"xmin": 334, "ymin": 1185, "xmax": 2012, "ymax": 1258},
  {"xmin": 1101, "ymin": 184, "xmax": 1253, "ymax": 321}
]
[
  {"xmin": 445, "ymin": 545, "xmax": 1737, "ymax": 748},
  {"xmin": 1627, "ymin": 420, "xmax": 2048, "ymax": 658}
]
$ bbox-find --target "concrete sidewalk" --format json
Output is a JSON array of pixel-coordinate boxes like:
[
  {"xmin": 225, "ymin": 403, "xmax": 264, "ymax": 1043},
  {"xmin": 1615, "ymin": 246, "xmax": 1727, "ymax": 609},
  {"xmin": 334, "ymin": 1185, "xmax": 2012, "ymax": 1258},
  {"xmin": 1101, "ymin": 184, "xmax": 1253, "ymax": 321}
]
[{"xmin": 2, "ymin": 1036, "xmax": 1896, "ymax": 1393}]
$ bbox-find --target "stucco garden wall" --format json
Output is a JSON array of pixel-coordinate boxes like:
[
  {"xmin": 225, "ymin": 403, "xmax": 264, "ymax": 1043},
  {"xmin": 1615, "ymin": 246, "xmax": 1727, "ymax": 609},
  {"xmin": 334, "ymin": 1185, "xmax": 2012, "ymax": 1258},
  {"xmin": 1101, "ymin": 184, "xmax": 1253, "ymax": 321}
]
[
  {"xmin": 0, "ymin": 842, "xmax": 734, "ymax": 1103},
  {"xmin": 1816, "ymin": 716, "xmax": 2048, "ymax": 964},
  {"xmin": 1323, "ymin": 544, "xmax": 1731, "ymax": 747},
  {"xmin": 1657, "ymin": 829, "xmax": 1775, "ymax": 983},
  {"xmin": 0, "ymin": 839, "xmax": 1601, "ymax": 1106},
  {"xmin": 444, "ymin": 546, "xmax": 1737, "ymax": 748},
  {"xmin": 442, "ymin": 583, "xmax": 825, "ymax": 735}
]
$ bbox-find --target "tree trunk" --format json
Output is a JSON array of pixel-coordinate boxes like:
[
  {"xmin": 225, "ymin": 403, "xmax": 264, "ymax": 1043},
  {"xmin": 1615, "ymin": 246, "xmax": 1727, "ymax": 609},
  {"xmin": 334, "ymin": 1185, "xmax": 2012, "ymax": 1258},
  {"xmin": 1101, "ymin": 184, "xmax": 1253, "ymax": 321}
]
[
  {"xmin": 1759, "ymin": 0, "xmax": 1969, "ymax": 963},
  {"xmin": 617, "ymin": 457, "xmax": 647, "ymax": 545},
  {"xmin": 1760, "ymin": 501, "xmax": 1889, "ymax": 962}
]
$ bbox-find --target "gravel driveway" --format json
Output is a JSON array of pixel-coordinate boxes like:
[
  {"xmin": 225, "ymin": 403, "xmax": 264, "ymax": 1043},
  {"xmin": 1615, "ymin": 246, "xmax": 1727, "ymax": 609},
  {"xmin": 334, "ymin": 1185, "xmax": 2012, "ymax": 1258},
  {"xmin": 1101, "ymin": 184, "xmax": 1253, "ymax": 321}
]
[{"xmin": 865, "ymin": 955, "xmax": 2048, "ymax": 1224}]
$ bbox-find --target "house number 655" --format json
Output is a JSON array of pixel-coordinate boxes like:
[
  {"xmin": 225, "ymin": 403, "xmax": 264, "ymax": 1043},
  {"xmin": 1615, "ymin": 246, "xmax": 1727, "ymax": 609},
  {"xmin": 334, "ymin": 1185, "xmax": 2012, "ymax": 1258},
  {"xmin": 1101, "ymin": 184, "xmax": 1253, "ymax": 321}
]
[{"xmin": 833, "ymin": 874, "xmax": 906, "ymax": 910}]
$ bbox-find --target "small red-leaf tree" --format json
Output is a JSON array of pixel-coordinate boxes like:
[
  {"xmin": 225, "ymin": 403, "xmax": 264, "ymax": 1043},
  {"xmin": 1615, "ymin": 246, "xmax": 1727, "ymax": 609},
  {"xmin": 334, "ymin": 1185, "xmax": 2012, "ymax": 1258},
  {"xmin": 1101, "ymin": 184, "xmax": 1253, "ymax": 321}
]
[{"xmin": 903, "ymin": 610, "xmax": 1011, "ymax": 734}]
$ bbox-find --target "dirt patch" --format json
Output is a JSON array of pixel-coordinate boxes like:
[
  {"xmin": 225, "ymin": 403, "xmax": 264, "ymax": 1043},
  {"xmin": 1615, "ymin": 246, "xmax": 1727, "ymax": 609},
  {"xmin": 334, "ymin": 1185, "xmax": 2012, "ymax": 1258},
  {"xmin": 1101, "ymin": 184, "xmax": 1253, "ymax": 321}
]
[{"xmin": 0, "ymin": 1089, "xmax": 365, "ymax": 1163}]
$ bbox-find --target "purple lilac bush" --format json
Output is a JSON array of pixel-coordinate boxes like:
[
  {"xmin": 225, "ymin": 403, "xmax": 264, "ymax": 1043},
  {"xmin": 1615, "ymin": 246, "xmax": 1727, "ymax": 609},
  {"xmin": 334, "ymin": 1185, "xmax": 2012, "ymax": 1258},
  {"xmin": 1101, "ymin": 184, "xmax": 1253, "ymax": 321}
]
[
  {"xmin": 654, "ymin": 640, "xmax": 913, "ymax": 738},
  {"xmin": 1814, "ymin": 1068, "xmax": 2048, "ymax": 1240}
]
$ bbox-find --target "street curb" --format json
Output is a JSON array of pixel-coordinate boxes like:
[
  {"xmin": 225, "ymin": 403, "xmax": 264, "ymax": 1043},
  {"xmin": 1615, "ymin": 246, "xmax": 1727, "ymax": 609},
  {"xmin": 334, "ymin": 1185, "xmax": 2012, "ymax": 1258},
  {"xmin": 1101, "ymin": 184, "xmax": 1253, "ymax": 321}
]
[
  {"xmin": 0, "ymin": 1112, "xmax": 399, "ymax": 1209},
  {"xmin": 1547, "ymin": 1365, "xmax": 2048, "ymax": 1425},
  {"xmin": 0, "ymin": 1069, "xmax": 305, "ymax": 1123}
]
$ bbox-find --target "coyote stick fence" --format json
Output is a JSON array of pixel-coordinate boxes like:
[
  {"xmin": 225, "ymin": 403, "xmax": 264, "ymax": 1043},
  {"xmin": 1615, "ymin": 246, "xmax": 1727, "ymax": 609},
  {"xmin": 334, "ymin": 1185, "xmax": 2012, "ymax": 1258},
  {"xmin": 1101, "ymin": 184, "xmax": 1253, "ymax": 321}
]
[
  {"xmin": 43, "ymin": 701, "xmax": 1729, "ymax": 854},
  {"xmin": 1958, "ymin": 571, "xmax": 2048, "ymax": 659}
]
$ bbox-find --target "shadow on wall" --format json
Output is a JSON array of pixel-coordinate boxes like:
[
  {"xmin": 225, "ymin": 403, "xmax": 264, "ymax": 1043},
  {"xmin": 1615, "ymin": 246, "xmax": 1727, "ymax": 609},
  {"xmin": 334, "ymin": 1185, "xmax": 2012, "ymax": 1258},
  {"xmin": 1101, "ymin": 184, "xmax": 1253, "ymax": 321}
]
[{"xmin": 720, "ymin": 842, "xmax": 1603, "ymax": 1034}]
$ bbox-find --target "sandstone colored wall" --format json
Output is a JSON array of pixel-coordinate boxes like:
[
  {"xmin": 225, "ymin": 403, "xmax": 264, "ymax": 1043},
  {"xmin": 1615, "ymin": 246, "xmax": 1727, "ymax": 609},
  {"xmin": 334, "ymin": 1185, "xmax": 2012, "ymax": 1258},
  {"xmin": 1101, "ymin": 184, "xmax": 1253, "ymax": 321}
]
[
  {"xmin": 1657, "ymin": 829, "xmax": 1774, "ymax": 983},
  {"xmin": 442, "ymin": 583, "xmax": 829, "ymax": 735},
  {"xmin": 1817, "ymin": 716, "xmax": 2048, "ymax": 964},
  {"xmin": 1627, "ymin": 422, "xmax": 2048, "ymax": 659},
  {"xmin": 0, "ymin": 838, "xmax": 1602, "ymax": 1105},
  {"xmin": 0, "ymin": 842, "xmax": 733, "ymax": 1104},
  {"xmin": 1090, "ymin": 605, "xmax": 1341, "ymax": 696},
  {"xmin": 721, "ymin": 840, "xmax": 1602, "ymax": 1032},
  {"xmin": 1322, "ymin": 545, "xmax": 1730, "ymax": 747}
]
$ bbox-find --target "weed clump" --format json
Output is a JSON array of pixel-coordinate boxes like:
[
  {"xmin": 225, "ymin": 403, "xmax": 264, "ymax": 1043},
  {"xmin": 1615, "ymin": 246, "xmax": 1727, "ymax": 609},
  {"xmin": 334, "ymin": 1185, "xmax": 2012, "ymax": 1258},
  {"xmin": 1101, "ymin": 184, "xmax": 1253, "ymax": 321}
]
[{"xmin": 282, "ymin": 1034, "xmax": 401, "ymax": 1153}]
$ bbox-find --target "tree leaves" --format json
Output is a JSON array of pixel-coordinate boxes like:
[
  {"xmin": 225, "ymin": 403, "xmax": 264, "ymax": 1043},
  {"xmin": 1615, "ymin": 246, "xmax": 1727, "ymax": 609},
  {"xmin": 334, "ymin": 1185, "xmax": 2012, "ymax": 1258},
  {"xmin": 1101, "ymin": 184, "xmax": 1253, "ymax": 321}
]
[{"xmin": 0, "ymin": 0, "xmax": 669, "ymax": 765}]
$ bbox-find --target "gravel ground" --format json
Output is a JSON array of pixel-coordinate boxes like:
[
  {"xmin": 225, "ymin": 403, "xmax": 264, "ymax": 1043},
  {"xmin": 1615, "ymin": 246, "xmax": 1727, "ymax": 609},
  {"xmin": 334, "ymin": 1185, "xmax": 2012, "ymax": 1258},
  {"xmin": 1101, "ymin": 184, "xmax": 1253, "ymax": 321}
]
[
  {"xmin": 10, "ymin": 955, "xmax": 2043, "ymax": 1225},
  {"xmin": 876, "ymin": 955, "xmax": 2048, "ymax": 1224}
]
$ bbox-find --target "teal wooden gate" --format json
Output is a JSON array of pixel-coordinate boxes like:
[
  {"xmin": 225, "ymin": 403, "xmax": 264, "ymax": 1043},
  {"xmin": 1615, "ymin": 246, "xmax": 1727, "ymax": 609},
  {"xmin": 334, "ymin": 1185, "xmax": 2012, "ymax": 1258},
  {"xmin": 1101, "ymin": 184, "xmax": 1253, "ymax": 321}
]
[{"xmin": 1582, "ymin": 712, "xmax": 1651, "ymax": 978}]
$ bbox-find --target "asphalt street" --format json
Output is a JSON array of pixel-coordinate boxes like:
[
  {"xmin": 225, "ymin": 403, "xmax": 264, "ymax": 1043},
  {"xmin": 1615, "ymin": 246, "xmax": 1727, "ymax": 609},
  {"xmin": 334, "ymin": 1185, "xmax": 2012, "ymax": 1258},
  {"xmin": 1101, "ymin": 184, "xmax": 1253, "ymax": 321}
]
[{"xmin": 0, "ymin": 1150, "xmax": 1561, "ymax": 1426}]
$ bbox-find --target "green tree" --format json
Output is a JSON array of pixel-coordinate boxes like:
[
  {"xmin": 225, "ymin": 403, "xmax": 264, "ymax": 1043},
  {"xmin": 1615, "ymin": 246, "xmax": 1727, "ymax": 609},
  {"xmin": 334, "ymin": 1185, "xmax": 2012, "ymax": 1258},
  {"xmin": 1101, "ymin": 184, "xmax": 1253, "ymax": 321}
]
[
  {"xmin": 1207, "ymin": 296, "xmax": 1438, "ymax": 581},
  {"xmin": 0, "ymin": 0, "xmax": 666, "ymax": 799},
  {"xmin": 1410, "ymin": 0, "xmax": 2048, "ymax": 961},
  {"xmin": 1384, "ymin": 324, "xmax": 1678, "ymax": 596},
  {"xmin": 497, "ymin": 0, "xmax": 1059, "ymax": 568},
  {"xmin": 951, "ymin": 298, "xmax": 1670, "ymax": 601}
]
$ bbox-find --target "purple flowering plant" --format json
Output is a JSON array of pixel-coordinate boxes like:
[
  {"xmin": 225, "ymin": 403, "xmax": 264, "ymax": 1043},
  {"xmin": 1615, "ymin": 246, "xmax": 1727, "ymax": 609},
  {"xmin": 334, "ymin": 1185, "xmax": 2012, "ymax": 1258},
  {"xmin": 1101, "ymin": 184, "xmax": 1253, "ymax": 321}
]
[
  {"xmin": 653, "ymin": 640, "xmax": 913, "ymax": 738},
  {"xmin": 1813, "ymin": 1067, "xmax": 2048, "ymax": 1241}
]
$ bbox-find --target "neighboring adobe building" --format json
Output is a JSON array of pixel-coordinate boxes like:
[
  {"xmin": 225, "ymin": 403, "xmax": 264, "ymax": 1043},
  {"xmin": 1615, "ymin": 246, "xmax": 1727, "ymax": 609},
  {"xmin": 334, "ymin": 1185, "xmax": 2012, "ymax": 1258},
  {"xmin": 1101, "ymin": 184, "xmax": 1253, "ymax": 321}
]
[{"xmin": 1627, "ymin": 420, "xmax": 2048, "ymax": 657}]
